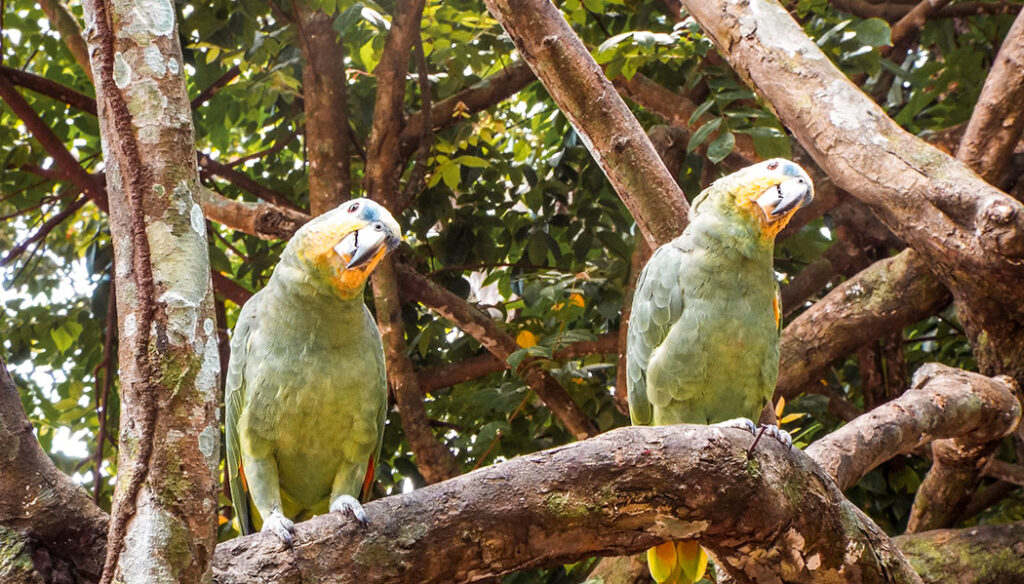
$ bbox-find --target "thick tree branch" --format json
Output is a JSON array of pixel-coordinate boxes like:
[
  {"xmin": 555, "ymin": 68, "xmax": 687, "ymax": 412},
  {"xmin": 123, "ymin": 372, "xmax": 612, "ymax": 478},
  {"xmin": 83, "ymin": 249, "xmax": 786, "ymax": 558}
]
[
  {"xmin": 806, "ymin": 363, "xmax": 1020, "ymax": 492},
  {"xmin": 212, "ymin": 423, "xmax": 921, "ymax": 584},
  {"xmin": 483, "ymin": 0, "xmax": 688, "ymax": 248},
  {"xmin": 895, "ymin": 522, "xmax": 1024, "ymax": 584},
  {"xmin": 903, "ymin": 10, "xmax": 1024, "ymax": 532},
  {"xmin": 38, "ymin": 0, "xmax": 94, "ymax": 83},
  {"xmin": 363, "ymin": 0, "xmax": 425, "ymax": 204},
  {"xmin": 295, "ymin": 5, "xmax": 351, "ymax": 215},
  {"xmin": 198, "ymin": 187, "xmax": 310, "ymax": 240},
  {"xmin": 956, "ymin": 10, "xmax": 1024, "ymax": 187},
  {"xmin": 777, "ymin": 249, "xmax": 950, "ymax": 400},
  {"xmin": 0, "ymin": 70, "xmax": 107, "ymax": 209},
  {"xmin": 0, "ymin": 357, "xmax": 108, "ymax": 581},
  {"xmin": 395, "ymin": 263, "xmax": 598, "ymax": 439},
  {"xmin": 682, "ymin": 0, "xmax": 1024, "ymax": 385},
  {"xmin": 198, "ymin": 154, "xmax": 302, "ymax": 212}
]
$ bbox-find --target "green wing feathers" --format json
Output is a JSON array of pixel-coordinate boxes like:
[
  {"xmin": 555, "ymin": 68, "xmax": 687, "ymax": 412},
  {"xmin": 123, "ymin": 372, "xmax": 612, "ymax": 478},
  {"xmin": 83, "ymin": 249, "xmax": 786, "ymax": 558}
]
[
  {"xmin": 626, "ymin": 244, "xmax": 686, "ymax": 426},
  {"xmin": 224, "ymin": 294, "xmax": 259, "ymax": 534}
]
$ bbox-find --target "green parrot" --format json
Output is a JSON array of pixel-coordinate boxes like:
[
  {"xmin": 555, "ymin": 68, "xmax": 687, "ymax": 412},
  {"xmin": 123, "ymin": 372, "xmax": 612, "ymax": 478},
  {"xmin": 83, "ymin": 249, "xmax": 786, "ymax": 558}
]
[
  {"xmin": 626, "ymin": 159, "xmax": 813, "ymax": 583},
  {"xmin": 225, "ymin": 198, "xmax": 401, "ymax": 544}
]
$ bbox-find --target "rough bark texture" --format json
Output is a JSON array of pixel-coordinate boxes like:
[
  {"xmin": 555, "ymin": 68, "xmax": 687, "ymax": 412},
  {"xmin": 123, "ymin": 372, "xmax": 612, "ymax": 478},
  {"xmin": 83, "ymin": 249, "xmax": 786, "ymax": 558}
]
[
  {"xmin": 483, "ymin": 0, "xmax": 688, "ymax": 248},
  {"xmin": 82, "ymin": 0, "xmax": 221, "ymax": 581},
  {"xmin": 198, "ymin": 187, "xmax": 309, "ymax": 240},
  {"xmin": 806, "ymin": 363, "xmax": 1020, "ymax": 492},
  {"xmin": 296, "ymin": 5, "xmax": 351, "ymax": 215},
  {"xmin": 38, "ymin": 0, "xmax": 94, "ymax": 83},
  {"xmin": 904, "ymin": 8, "xmax": 1024, "ymax": 532},
  {"xmin": 395, "ymin": 263, "xmax": 598, "ymax": 439},
  {"xmin": 681, "ymin": 0, "xmax": 1024, "ymax": 388},
  {"xmin": 0, "ymin": 358, "xmax": 109, "ymax": 582},
  {"xmin": 211, "ymin": 424, "xmax": 921, "ymax": 584},
  {"xmin": 956, "ymin": 11, "xmax": 1024, "ymax": 187},
  {"xmin": 894, "ymin": 523, "xmax": 1024, "ymax": 584},
  {"xmin": 777, "ymin": 250, "xmax": 951, "ymax": 400}
]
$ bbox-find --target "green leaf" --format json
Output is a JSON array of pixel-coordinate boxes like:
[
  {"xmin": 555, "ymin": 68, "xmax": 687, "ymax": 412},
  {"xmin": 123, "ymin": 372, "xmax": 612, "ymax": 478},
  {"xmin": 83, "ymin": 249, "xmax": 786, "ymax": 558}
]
[
  {"xmin": 51, "ymin": 327, "xmax": 73, "ymax": 353},
  {"xmin": 687, "ymin": 117, "xmax": 721, "ymax": 152},
  {"xmin": 454, "ymin": 155, "xmax": 489, "ymax": 168},
  {"xmin": 706, "ymin": 130, "xmax": 735, "ymax": 163},
  {"xmin": 596, "ymin": 32, "xmax": 633, "ymax": 55},
  {"xmin": 853, "ymin": 18, "xmax": 891, "ymax": 48},
  {"xmin": 333, "ymin": 3, "xmax": 365, "ymax": 35}
]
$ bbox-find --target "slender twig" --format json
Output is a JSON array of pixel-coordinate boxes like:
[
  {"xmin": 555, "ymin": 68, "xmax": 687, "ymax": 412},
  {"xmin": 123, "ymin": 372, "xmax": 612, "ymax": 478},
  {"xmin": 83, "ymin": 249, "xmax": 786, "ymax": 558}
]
[
  {"xmin": 94, "ymin": 277, "xmax": 116, "ymax": 503},
  {"xmin": 190, "ymin": 64, "xmax": 241, "ymax": 109},
  {"xmin": 1, "ymin": 194, "xmax": 88, "ymax": 267}
]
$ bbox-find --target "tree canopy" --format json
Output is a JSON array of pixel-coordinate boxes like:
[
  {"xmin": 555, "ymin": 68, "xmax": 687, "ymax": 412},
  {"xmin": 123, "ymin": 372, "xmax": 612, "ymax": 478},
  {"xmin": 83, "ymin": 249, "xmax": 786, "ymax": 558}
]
[{"xmin": 2, "ymin": 0, "xmax": 1024, "ymax": 582}]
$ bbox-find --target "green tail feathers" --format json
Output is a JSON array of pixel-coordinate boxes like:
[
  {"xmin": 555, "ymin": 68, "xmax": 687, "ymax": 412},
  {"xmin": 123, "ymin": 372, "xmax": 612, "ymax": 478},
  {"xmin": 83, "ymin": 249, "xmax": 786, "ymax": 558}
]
[{"xmin": 646, "ymin": 540, "xmax": 708, "ymax": 584}]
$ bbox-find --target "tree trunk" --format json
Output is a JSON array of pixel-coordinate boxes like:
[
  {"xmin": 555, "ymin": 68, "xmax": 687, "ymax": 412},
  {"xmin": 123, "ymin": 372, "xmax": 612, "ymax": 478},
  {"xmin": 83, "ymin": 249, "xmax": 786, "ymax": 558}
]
[{"xmin": 82, "ymin": 0, "xmax": 221, "ymax": 581}]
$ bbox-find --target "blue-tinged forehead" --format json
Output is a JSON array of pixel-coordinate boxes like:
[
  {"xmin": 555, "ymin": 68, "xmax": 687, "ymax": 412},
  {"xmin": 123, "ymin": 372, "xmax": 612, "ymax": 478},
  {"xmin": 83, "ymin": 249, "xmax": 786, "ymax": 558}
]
[{"xmin": 782, "ymin": 162, "xmax": 804, "ymax": 178}]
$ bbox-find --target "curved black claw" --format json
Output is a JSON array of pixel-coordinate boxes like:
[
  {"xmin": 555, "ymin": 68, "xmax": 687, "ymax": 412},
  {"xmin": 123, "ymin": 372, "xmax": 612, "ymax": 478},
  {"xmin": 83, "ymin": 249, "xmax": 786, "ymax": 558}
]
[
  {"xmin": 746, "ymin": 424, "xmax": 793, "ymax": 458},
  {"xmin": 330, "ymin": 495, "xmax": 369, "ymax": 527},
  {"xmin": 262, "ymin": 510, "xmax": 295, "ymax": 547}
]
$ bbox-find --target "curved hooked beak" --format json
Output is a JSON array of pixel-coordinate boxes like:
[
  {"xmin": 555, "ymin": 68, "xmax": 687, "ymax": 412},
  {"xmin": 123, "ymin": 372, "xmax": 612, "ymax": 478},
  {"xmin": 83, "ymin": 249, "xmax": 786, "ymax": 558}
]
[
  {"xmin": 755, "ymin": 177, "xmax": 814, "ymax": 222},
  {"xmin": 334, "ymin": 221, "xmax": 400, "ymax": 269}
]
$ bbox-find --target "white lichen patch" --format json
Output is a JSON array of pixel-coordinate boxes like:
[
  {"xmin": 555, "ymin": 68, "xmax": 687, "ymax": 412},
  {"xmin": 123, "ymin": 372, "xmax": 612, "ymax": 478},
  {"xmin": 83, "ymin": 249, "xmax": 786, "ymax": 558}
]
[
  {"xmin": 190, "ymin": 203, "xmax": 204, "ymax": 234},
  {"xmin": 120, "ymin": 495, "xmax": 180, "ymax": 584},
  {"xmin": 116, "ymin": 0, "xmax": 176, "ymax": 39},
  {"xmin": 113, "ymin": 52, "xmax": 132, "ymax": 89},
  {"xmin": 198, "ymin": 424, "xmax": 220, "ymax": 476},
  {"xmin": 143, "ymin": 44, "xmax": 167, "ymax": 78},
  {"xmin": 649, "ymin": 516, "xmax": 710, "ymax": 540},
  {"xmin": 168, "ymin": 58, "xmax": 179, "ymax": 75},
  {"xmin": 148, "ymin": 221, "xmax": 210, "ymax": 342},
  {"xmin": 124, "ymin": 313, "xmax": 138, "ymax": 338},
  {"xmin": 138, "ymin": 126, "xmax": 161, "ymax": 144},
  {"xmin": 194, "ymin": 334, "xmax": 220, "ymax": 400},
  {"xmin": 203, "ymin": 318, "xmax": 214, "ymax": 336},
  {"xmin": 126, "ymin": 79, "xmax": 167, "ymax": 125},
  {"xmin": 745, "ymin": 0, "xmax": 824, "ymax": 60}
]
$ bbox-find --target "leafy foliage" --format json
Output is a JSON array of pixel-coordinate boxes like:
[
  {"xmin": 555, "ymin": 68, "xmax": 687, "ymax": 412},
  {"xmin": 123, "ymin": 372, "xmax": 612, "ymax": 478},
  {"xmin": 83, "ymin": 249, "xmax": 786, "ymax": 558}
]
[{"xmin": 2, "ymin": 0, "xmax": 1022, "ymax": 579}]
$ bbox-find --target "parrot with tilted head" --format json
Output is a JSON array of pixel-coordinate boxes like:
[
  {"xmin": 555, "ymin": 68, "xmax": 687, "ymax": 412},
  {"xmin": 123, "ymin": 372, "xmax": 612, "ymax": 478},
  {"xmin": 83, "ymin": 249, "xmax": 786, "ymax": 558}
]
[
  {"xmin": 225, "ymin": 198, "xmax": 401, "ymax": 545},
  {"xmin": 626, "ymin": 159, "xmax": 813, "ymax": 583}
]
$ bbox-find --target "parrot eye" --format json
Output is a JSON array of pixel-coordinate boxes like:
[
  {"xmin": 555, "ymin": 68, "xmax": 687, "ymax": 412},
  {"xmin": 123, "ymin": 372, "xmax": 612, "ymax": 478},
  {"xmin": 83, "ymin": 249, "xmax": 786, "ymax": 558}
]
[
  {"xmin": 373, "ymin": 223, "xmax": 384, "ymax": 231},
  {"xmin": 348, "ymin": 202, "xmax": 360, "ymax": 213},
  {"xmin": 767, "ymin": 161, "xmax": 779, "ymax": 171}
]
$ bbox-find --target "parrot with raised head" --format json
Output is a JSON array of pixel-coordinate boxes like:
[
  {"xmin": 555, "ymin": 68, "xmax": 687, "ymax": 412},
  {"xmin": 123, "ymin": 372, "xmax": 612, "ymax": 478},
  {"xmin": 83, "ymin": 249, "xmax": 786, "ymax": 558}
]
[
  {"xmin": 225, "ymin": 198, "xmax": 401, "ymax": 545},
  {"xmin": 626, "ymin": 159, "xmax": 814, "ymax": 583}
]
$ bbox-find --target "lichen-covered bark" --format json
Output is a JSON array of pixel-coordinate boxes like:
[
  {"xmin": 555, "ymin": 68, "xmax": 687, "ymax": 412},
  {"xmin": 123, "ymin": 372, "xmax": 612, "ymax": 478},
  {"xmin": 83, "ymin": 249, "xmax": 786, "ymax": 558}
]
[
  {"xmin": 681, "ymin": 0, "xmax": 1024, "ymax": 389},
  {"xmin": 0, "ymin": 359, "xmax": 108, "ymax": 582},
  {"xmin": 482, "ymin": 0, "xmax": 688, "ymax": 248},
  {"xmin": 806, "ymin": 363, "xmax": 1020, "ymax": 492},
  {"xmin": 82, "ymin": 0, "xmax": 221, "ymax": 581},
  {"xmin": 895, "ymin": 523, "xmax": 1024, "ymax": 584},
  {"xmin": 211, "ymin": 424, "xmax": 921, "ymax": 584},
  {"xmin": 777, "ymin": 250, "xmax": 951, "ymax": 400}
]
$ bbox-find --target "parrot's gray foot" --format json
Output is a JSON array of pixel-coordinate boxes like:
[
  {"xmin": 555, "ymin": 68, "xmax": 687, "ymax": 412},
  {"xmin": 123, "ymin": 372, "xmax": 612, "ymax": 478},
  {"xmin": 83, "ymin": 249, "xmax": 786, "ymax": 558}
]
[
  {"xmin": 713, "ymin": 417, "xmax": 758, "ymax": 435},
  {"xmin": 746, "ymin": 424, "xmax": 793, "ymax": 458},
  {"xmin": 262, "ymin": 510, "xmax": 295, "ymax": 547},
  {"xmin": 762, "ymin": 424, "xmax": 793, "ymax": 449},
  {"xmin": 330, "ymin": 495, "xmax": 369, "ymax": 527}
]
